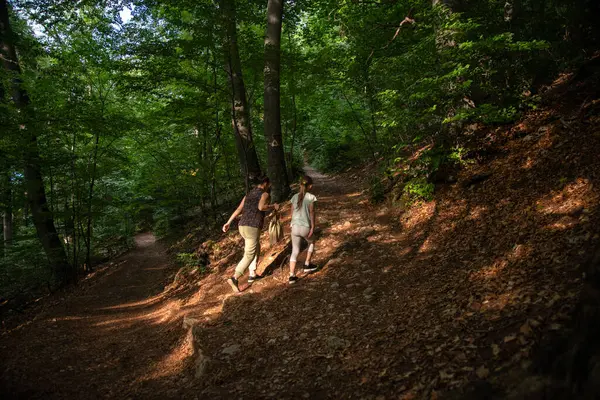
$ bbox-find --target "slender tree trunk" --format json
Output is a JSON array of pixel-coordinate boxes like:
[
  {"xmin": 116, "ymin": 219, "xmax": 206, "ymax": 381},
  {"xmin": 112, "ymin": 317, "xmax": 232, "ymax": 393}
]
[
  {"xmin": 363, "ymin": 59, "xmax": 378, "ymax": 143},
  {"xmin": 69, "ymin": 131, "xmax": 78, "ymax": 270},
  {"xmin": 0, "ymin": 0, "xmax": 72, "ymax": 284},
  {"xmin": 48, "ymin": 165, "xmax": 54, "ymax": 213},
  {"xmin": 264, "ymin": 0, "xmax": 290, "ymax": 202},
  {"xmin": 220, "ymin": 0, "xmax": 262, "ymax": 187},
  {"xmin": 2, "ymin": 171, "xmax": 12, "ymax": 252},
  {"xmin": 85, "ymin": 129, "xmax": 100, "ymax": 272},
  {"xmin": 63, "ymin": 197, "xmax": 71, "ymax": 260},
  {"xmin": 287, "ymin": 29, "xmax": 297, "ymax": 180}
]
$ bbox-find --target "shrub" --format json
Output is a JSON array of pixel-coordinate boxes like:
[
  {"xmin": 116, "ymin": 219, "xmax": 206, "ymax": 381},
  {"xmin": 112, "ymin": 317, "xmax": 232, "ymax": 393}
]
[
  {"xmin": 368, "ymin": 176, "xmax": 386, "ymax": 203},
  {"xmin": 403, "ymin": 178, "xmax": 435, "ymax": 203}
]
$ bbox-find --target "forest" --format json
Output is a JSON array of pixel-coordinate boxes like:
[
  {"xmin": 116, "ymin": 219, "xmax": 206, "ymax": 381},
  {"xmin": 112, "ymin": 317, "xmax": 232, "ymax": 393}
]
[{"xmin": 1, "ymin": 0, "xmax": 600, "ymax": 398}]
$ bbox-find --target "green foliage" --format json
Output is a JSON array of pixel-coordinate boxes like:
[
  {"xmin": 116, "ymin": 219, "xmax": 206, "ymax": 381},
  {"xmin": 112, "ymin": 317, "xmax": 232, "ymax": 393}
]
[
  {"xmin": 368, "ymin": 176, "xmax": 386, "ymax": 204},
  {"xmin": 447, "ymin": 146, "xmax": 471, "ymax": 167},
  {"xmin": 0, "ymin": 233, "xmax": 52, "ymax": 299},
  {"xmin": 403, "ymin": 179, "xmax": 435, "ymax": 203},
  {"xmin": 176, "ymin": 252, "xmax": 208, "ymax": 274},
  {"xmin": 308, "ymin": 134, "xmax": 364, "ymax": 173},
  {"xmin": 176, "ymin": 252, "xmax": 202, "ymax": 267}
]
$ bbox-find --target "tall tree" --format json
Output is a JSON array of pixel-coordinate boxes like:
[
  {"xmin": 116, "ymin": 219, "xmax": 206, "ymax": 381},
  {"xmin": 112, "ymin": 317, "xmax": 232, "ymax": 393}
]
[
  {"xmin": 2, "ymin": 171, "xmax": 12, "ymax": 251},
  {"xmin": 220, "ymin": 0, "xmax": 262, "ymax": 188},
  {"xmin": 263, "ymin": 0, "xmax": 289, "ymax": 201},
  {"xmin": 0, "ymin": 0, "xmax": 72, "ymax": 283}
]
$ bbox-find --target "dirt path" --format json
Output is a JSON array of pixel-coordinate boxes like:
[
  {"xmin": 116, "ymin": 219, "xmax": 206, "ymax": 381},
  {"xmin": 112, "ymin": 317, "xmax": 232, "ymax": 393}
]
[
  {"xmin": 0, "ymin": 233, "xmax": 184, "ymax": 399},
  {"xmin": 1, "ymin": 136, "xmax": 598, "ymax": 400}
]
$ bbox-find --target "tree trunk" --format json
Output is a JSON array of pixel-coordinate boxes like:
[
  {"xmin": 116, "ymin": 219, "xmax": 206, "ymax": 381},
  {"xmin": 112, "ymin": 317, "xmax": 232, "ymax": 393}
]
[
  {"xmin": 0, "ymin": 0, "xmax": 72, "ymax": 284},
  {"xmin": 2, "ymin": 171, "xmax": 12, "ymax": 252},
  {"xmin": 263, "ymin": 0, "xmax": 290, "ymax": 202},
  {"xmin": 286, "ymin": 29, "xmax": 297, "ymax": 181},
  {"xmin": 69, "ymin": 131, "xmax": 78, "ymax": 270},
  {"xmin": 220, "ymin": 0, "xmax": 262, "ymax": 187},
  {"xmin": 85, "ymin": 129, "xmax": 100, "ymax": 272},
  {"xmin": 363, "ymin": 59, "xmax": 378, "ymax": 143}
]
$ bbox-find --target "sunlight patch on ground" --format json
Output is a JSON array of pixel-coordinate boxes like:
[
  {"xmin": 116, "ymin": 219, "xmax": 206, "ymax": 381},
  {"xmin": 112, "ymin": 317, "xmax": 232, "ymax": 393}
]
[
  {"xmin": 467, "ymin": 205, "xmax": 487, "ymax": 221},
  {"xmin": 46, "ymin": 316, "xmax": 88, "ymax": 322},
  {"xmin": 545, "ymin": 220, "xmax": 579, "ymax": 231},
  {"xmin": 93, "ymin": 300, "xmax": 180, "ymax": 330},
  {"xmin": 134, "ymin": 340, "xmax": 191, "ymax": 384},
  {"xmin": 396, "ymin": 246, "xmax": 414, "ymax": 257},
  {"xmin": 470, "ymin": 258, "xmax": 509, "ymax": 280},
  {"xmin": 401, "ymin": 201, "xmax": 436, "ymax": 231},
  {"xmin": 508, "ymin": 244, "xmax": 532, "ymax": 261},
  {"xmin": 369, "ymin": 236, "xmax": 398, "ymax": 244},
  {"xmin": 202, "ymin": 304, "xmax": 223, "ymax": 318},
  {"xmin": 521, "ymin": 157, "xmax": 536, "ymax": 170},
  {"xmin": 382, "ymin": 265, "xmax": 396, "ymax": 273},
  {"xmin": 344, "ymin": 192, "xmax": 363, "ymax": 198},
  {"xmin": 419, "ymin": 237, "xmax": 437, "ymax": 253},
  {"xmin": 536, "ymin": 178, "xmax": 594, "ymax": 216},
  {"xmin": 96, "ymin": 295, "xmax": 166, "ymax": 311},
  {"xmin": 481, "ymin": 291, "xmax": 520, "ymax": 313}
]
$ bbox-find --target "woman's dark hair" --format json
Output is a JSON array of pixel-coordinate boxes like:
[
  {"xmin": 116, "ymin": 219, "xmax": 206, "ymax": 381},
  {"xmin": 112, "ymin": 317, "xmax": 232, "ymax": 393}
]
[
  {"xmin": 296, "ymin": 175, "xmax": 313, "ymax": 210},
  {"xmin": 258, "ymin": 176, "xmax": 270, "ymax": 186}
]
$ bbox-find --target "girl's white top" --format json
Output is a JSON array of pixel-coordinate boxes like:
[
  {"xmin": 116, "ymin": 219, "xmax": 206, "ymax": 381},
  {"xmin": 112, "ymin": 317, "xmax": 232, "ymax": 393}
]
[{"xmin": 290, "ymin": 192, "xmax": 317, "ymax": 228}]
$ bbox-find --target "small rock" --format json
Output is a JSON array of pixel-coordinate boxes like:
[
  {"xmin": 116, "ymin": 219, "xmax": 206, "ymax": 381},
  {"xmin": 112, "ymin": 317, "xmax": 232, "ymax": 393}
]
[
  {"xmin": 363, "ymin": 287, "xmax": 374, "ymax": 295},
  {"xmin": 221, "ymin": 344, "xmax": 241, "ymax": 356},
  {"xmin": 267, "ymin": 339, "xmax": 276, "ymax": 345},
  {"xmin": 476, "ymin": 365, "xmax": 490, "ymax": 379},
  {"xmin": 282, "ymin": 335, "xmax": 289, "ymax": 341},
  {"xmin": 331, "ymin": 282, "xmax": 340, "ymax": 289},
  {"xmin": 327, "ymin": 336, "xmax": 348, "ymax": 351},
  {"xmin": 343, "ymin": 221, "xmax": 352, "ymax": 227}
]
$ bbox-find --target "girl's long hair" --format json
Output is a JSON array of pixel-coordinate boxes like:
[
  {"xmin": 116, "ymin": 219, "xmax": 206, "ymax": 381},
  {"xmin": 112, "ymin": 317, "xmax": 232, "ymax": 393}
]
[{"xmin": 296, "ymin": 175, "xmax": 313, "ymax": 210}]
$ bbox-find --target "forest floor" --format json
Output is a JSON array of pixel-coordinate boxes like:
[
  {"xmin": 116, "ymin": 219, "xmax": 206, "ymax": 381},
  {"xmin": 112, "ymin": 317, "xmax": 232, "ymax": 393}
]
[{"xmin": 2, "ymin": 62, "xmax": 600, "ymax": 399}]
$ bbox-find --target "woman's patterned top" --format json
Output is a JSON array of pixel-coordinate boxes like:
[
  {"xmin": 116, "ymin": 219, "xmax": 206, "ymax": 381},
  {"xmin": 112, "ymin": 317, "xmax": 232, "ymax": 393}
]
[{"xmin": 239, "ymin": 187, "xmax": 266, "ymax": 229}]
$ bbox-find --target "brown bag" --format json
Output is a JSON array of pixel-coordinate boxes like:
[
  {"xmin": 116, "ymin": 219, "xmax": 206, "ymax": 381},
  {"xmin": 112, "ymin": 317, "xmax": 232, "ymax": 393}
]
[{"xmin": 268, "ymin": 211, "xmax": 284, "ymax": 246}]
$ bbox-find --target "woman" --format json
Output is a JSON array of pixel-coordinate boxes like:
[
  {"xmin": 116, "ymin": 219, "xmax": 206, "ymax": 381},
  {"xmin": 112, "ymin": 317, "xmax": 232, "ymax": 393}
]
[
  {"xmin": 222, "ymin": 177, "xmax": 279, "ymax": 292},
  {"xmin": 288, "ymin": 175, "xmax": 318, "ymax": 284}
]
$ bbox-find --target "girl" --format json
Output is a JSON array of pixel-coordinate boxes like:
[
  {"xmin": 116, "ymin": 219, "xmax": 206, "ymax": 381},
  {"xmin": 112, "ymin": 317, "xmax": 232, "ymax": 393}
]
[
  {"xmin": 223, "ymin": 176, "xmax": 279, "ymax": 292},
  {"xmin": 288, "ymin": 175, "xmax": 318, "ymax": 284}
]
